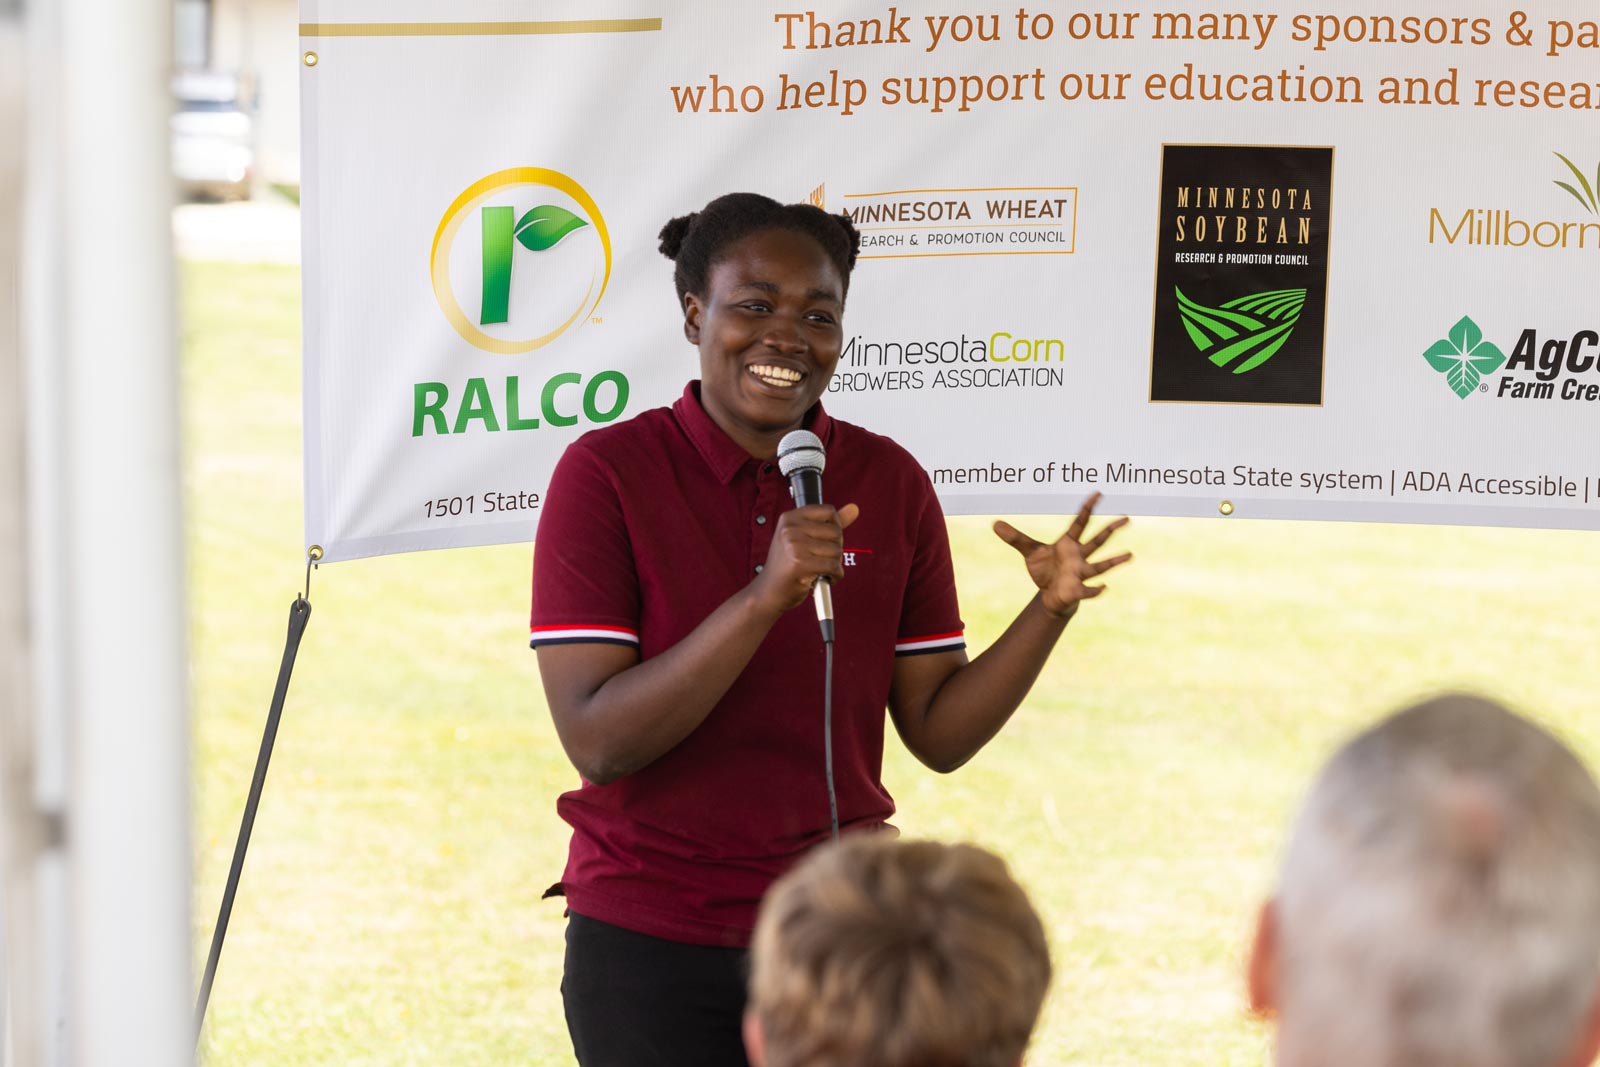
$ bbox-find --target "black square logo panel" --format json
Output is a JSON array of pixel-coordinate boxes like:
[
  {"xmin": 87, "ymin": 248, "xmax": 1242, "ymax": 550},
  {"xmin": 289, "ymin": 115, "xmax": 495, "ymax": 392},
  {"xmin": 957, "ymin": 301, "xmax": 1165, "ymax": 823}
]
[{"xmin": 1150, "ymin": 144, "xmax": 1333, "ymax": 406}]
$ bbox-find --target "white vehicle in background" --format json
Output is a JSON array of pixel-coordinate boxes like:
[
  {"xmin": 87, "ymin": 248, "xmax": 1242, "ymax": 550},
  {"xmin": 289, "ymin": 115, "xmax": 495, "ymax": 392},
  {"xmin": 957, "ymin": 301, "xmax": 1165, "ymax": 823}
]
[{"xmin": 170, "ymin": 71, "xmax": 255, "ymax": 200}]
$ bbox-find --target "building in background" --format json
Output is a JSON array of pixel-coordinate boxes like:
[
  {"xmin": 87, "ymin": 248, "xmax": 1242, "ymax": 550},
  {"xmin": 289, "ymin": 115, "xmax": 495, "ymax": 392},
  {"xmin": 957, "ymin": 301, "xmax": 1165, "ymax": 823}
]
[{"xmin": 175, "ymin": 0, "xmax": 299, "ymax": 193}]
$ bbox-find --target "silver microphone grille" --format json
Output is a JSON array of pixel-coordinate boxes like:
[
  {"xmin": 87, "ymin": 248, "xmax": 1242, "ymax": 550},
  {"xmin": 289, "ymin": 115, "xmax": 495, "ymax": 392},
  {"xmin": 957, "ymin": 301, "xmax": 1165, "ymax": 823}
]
[{"xmin": 776, "ymin": 429, "xmax": 826, "ymax": 478}]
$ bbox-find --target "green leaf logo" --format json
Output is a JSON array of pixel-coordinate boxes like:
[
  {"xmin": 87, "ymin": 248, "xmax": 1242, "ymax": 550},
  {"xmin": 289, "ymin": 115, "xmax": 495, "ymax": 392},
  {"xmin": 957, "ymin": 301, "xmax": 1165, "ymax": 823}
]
[
  {"xmin": 1553, "ymin": 152, "xmax": 1600, "ymax": 215},
  {"xmin": 1422, "ymin": 315, "xmax": 1505, "ymax": 399},
  {"xmin": 479, "ymin": 204, "xmax": 591, "ymax": 326},
  {"xmin": 1174, "ymin": 287, "xmax": 1305, "ymax": 374},
  {"xmin": 514, "ymin": 205, "xmax": 589, "ymax": 252}
]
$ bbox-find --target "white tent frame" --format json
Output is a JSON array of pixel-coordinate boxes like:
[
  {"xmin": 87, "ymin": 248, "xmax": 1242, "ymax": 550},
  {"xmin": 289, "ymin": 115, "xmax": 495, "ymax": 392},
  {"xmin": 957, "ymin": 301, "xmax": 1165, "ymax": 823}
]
[{"xmin": 2, "ymin": 0, "xmax": 191, "ymax": 1064}]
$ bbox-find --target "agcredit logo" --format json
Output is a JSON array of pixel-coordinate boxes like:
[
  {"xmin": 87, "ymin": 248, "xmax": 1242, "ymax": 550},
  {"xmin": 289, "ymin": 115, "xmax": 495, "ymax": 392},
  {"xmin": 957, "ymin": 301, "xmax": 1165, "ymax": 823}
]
[
  {"xmin": 1422, "ymin": 316, "xmax": 1506, "ymax": 399},
  {"xmin": 1425, "ymin": 315, "xmax": 1600, "ymax": 404},
  {"xmin": 431, "ymin": 168, "xmax": 611, "ymax": 354}
]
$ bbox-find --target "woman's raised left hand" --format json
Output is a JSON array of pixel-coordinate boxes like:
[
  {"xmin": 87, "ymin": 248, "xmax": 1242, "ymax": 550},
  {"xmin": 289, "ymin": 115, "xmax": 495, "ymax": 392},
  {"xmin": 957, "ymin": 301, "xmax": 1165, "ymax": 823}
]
[{"xmin": 992, "ymin": 492, "xmax": 1132, "ymax": 619}]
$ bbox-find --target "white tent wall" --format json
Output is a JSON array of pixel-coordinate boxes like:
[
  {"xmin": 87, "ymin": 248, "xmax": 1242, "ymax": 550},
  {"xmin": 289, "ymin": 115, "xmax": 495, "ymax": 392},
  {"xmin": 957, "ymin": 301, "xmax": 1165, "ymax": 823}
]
[
  {"xmin": 2, "ymin": 0, "xmax": 192, "ymax": 1063},
  {"xmin": 16, "ymin": 0, "xmax": 70, "ymax": 1061},
  {"xmin": 3, "ymin": 11, "xmax": 35, "ymax": 1067}
]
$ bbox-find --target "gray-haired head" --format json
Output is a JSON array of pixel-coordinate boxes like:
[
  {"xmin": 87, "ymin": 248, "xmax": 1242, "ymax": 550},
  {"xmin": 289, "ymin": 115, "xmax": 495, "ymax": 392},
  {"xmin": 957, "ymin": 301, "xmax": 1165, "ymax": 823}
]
[{"xmin": 1265, "ymin": 694, "xmax": 1600, "ymax": 1067}]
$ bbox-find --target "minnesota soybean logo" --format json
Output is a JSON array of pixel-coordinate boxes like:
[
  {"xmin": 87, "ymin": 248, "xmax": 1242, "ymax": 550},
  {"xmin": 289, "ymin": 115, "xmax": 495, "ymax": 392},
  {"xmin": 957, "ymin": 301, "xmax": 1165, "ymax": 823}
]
[
  {"xmin": 1423, "ymin": 316, "xmax": 1506, "ymax": 398},
  {"xmin": 430, "ymin": 167, "xmax": 611, "ymax": 353},
  {"xmin": 1149, "ymin": 144, "xmax": 1332, "ymax": 406}
]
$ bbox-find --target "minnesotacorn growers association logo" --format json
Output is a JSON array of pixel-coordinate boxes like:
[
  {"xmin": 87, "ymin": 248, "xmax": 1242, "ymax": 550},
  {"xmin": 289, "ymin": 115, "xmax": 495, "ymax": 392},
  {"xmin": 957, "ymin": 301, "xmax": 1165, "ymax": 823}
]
[
  {"xmin": 1174, "ymin": 287, "xmax": 1306, "ymax": 374},
  {"xmin": 430, "ymin": 167, "xmax": 611, "ymax": 354},
  {"xmin": 1423, "ymin": 315, "xmax": 1506, "ymax": 398}
]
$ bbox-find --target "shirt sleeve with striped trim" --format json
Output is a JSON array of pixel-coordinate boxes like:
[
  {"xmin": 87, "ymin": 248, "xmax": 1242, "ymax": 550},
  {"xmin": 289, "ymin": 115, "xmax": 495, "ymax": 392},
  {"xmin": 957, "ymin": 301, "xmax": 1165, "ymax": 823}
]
[
  {"xmin": 529, "ymin": 439, "xmax": 642, "ymax": 651},
  {"xmin": 893, "ymin": 465, "xmax": 965, "ymax": 657}
]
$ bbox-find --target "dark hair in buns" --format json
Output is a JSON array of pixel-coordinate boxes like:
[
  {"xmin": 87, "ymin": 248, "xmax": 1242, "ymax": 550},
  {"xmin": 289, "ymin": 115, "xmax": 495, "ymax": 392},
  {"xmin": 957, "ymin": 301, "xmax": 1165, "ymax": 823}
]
[{"xmin": 657, "ymin": 192, "xmax": 861, "ymax": 306}]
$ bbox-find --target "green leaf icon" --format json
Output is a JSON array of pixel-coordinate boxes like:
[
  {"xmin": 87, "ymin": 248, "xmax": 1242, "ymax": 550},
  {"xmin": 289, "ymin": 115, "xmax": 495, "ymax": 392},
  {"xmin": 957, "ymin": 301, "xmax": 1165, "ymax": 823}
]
[
  {"xmin": 1468, "ymin": 341, "xmax": 1505, "ymax": 372},
  {"xmin": 1448, "ymin": 361, "xmax": 1481, "ymax": 397},
  {"xmin": 1423, "ymin": 315, "xmax": 1504, "ymax": 399},
  {"xmin": 1422, "ymin": 340, "xmax": 1459, "ymax": 368},
  {"xmin": 1553, "ymin": 152, "xmax": 1599, "ymax": 214},
  {"xmin": 1174, "ymin": 287, "xmax": 1305, "ymax": 374},
  {"xmin": 514, "ymin": 205, "xmax": 588, "ymax": 252}
]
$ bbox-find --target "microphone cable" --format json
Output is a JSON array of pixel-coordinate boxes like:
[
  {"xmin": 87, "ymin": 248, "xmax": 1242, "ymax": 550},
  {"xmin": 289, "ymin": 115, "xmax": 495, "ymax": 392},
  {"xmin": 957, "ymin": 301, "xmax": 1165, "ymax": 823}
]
[
  {"xmin": 824, "ymin": 633, "xmax": 838, "ymax": 843},
  {"xmin": 777, "ymin": 429, "xmax": 842, "ymax": 844}
]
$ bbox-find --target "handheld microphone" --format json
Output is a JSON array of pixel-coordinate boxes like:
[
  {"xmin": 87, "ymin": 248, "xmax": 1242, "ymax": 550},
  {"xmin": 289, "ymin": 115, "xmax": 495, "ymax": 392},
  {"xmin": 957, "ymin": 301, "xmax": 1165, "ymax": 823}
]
[{"xmin": 776, "ymin": 429, "xmax": 834, "ymax": 643}]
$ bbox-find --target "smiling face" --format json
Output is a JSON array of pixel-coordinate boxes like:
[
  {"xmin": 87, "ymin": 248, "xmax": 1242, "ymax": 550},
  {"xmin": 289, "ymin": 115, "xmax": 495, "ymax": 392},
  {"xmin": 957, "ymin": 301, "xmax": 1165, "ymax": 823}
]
[{"xmin": 683, "ymin": 227, "xmax": 845, "ymax": 459}]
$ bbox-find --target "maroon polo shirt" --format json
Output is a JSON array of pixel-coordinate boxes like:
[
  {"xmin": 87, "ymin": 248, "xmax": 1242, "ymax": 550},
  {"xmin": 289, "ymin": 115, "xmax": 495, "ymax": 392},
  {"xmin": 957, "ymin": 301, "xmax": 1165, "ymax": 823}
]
[{"xmin": 529, "ymin": 382, "xmax": 964, "ymax": 947}]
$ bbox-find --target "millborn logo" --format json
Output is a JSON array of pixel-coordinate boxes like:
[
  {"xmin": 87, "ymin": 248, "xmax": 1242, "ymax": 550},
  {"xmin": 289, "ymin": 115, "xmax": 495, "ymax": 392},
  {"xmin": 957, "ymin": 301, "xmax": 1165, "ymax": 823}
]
[
  {"xmin": 430, "ymin": 167, "xmax": 611, "ymax": 354},
  {"xmin": 1174, "ymin": 287, "xmax": 1305, "ymax": 374},
  {"xmin": 1422, "ymin": 316, "xmax": 1506, "ymax": 398},
  {"xmin": 1426, "ymin": 152, "xmax": 1600, "ymax": 250}
]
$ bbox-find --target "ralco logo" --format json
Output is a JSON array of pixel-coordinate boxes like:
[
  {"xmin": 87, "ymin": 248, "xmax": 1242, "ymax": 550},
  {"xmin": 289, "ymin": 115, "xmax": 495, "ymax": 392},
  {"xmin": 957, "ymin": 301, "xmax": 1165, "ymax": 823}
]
[{"xmin": 430, "ymin": 167, "xmax": 611, "ymax": 354}]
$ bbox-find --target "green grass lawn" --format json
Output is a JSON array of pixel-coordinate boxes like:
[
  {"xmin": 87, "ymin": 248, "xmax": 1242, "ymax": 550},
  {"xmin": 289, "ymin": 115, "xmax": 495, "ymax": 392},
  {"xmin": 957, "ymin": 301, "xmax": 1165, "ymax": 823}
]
[{"xmin": 185, "ymin": 259, "xmax": 1600, "ymax": 1066}]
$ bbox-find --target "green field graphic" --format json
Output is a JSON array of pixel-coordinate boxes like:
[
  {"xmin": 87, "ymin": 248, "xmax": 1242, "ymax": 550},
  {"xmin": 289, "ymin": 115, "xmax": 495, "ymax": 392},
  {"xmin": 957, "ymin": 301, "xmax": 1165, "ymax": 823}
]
[{"xmin": 1174, "ymin": 287, "xmax": 1307, "ymax": 374}]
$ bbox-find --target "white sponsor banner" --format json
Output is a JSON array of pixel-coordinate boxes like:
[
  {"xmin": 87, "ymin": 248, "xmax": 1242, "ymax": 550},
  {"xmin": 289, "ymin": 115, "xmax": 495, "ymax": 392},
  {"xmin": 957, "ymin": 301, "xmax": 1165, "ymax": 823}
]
[{"xmin": 301, "ymin": 0, "xmax": 1600, "ymax": 562}]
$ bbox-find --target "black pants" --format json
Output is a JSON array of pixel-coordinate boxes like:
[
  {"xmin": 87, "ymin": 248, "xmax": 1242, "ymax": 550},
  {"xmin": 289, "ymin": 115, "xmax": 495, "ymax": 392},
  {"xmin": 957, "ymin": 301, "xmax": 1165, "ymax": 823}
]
[{"xmin": 562, "ymin": 911, "xmax": 751, "ymax": 1067}]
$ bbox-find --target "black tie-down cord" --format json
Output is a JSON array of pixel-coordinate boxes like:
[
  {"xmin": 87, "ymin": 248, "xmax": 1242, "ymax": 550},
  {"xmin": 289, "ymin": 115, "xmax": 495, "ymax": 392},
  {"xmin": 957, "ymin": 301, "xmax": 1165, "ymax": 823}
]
[{"xmin": 194, "ymin": 546, "xmax": 321, "ymax": 1048}]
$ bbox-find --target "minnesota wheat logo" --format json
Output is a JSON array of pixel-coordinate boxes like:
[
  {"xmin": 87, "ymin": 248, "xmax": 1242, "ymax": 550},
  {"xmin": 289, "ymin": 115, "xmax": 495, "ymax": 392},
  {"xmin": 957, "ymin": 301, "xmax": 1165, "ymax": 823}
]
[
  {"xmin": 430, "ymin": 167, "xmax": 611, "ymax": 354},
  {"xmin": 1174, "ymin": 287, "xmax": 1305, "ymax": 374},
  {"xmin": 1423, "ymin": 316, "xmax": 1506, "ymax": 398}
]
